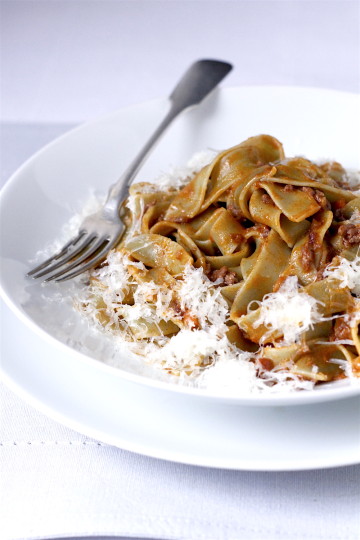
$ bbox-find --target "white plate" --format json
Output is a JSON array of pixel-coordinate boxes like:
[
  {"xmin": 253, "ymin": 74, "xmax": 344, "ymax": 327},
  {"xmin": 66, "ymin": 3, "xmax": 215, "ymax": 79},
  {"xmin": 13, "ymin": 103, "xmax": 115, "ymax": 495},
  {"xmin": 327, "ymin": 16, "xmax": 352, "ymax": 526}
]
[
  {"xmin": 2, "ymin": 300, "xmax": 360, "ymax": 471},
  {"xmin": 1, "ymin": 87, "xmax": 360, "ymax": 469}
]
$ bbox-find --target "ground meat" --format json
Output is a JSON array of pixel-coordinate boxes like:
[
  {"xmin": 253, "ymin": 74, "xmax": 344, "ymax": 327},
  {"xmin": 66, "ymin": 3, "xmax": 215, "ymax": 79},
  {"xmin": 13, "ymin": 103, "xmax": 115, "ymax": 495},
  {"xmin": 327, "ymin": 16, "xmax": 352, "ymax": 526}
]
[
  {"xmin": 223, "ymin": 271, "xmax": 239, "ymax": 285},
  {"xmin": 261, "ymin": 193, "xmax": 274, "ymax": 205},
  {"xmin": 337, "ymin": 223, "xmax": 360, "ymax": 247},
  {"xmin": 332, "ymin": 199, "xmax": 347, "ymax": 221},
  {"xmin": 301, "ymin": 186, "xmax": 315, "ymax": 196},
  {"xmin": 301, "ymin": 186, "xmax": 330, "ymax": 209},
  {"xmin": 301, "ymin": 228, "xmax": 319, "ymax": 271},
  {"xmin": 203, "ymin": 262, "xmax": 212, "ymax": 276},
  {"xmin": 301, "ymin": 217, "xmax": 324, "ymax": 271},
  {"xmin": 330, "ymin": 318, "xmax": 352, "ymax": 342},
  {"xmin": 312, "ymin": 189, "xmax": 331, "ymax": 210},
  {"xmin": 282, "ymin": 183, "xmax": 295, "ymax": 192},
  {"xmin": 230, "ymin": 232, "xmax": 244, "ymax": 247},
  {"xmin": 227, "ymin": 203, "xmax": 244, "ymax": 221},
  {"xmin": 169, "ymin": 298, "xmax": 183, "ymax": 316},
  {"xmin": 257, "ymin": 357, "xmax": 275, "ymax": 371},
  {"xmin": 170, "ymin": 299, "xmax": 200, "ymax": 329},
  {"xmin": 302, "ymin": 241, "xmax": 314, "ymax": 271},
  {"xmin": 334, "ymin": 209, "xmax": 345, "ymax": 221},
  {"xmin": 208, "ymin": 266, "xmax": 239, "ymax": 285}
]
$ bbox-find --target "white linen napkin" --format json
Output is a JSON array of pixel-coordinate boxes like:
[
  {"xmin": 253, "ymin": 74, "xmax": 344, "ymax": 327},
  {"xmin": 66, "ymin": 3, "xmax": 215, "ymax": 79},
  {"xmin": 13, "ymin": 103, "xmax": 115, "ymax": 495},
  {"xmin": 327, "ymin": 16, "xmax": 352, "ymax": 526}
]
[{"xmin": 1, "ymin": 381, "xmax": 360, "ymax": 540}]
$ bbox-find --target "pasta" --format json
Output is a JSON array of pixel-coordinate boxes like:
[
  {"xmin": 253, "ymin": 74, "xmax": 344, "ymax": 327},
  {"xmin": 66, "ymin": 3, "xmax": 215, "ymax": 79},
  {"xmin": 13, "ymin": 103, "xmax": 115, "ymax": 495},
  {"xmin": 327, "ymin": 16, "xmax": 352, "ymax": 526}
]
[{"xmin": 81, "ymin": 135, "xmax": 360, "ymax": 391}]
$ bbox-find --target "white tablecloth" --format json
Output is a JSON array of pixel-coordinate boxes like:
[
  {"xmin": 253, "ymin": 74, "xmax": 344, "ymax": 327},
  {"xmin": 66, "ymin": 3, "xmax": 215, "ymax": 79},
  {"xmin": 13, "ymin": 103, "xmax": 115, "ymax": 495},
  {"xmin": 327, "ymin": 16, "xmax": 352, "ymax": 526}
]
[
  {"xmin": 1, "ymin": 376, "xmax": 360, "ymax": 540},
  {"xmin": 1, "ymin": 1, "xmax": 360, "ymax": 539}
]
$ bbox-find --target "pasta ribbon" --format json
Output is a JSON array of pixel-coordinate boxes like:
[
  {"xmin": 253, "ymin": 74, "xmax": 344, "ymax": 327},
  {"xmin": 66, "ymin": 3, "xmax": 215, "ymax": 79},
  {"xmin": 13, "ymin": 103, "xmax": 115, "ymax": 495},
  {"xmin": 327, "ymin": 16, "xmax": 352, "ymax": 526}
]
[
  {"xmin": 84, "ymin": 134, "xmax": 360, "ymax": 386},
  {"xmin": 230, "ymin": 230, "xmax": 291, "ymax": 320},
  {"xmin": 124, "ymin": 233, "xmax": 193, "ymax": 275}
]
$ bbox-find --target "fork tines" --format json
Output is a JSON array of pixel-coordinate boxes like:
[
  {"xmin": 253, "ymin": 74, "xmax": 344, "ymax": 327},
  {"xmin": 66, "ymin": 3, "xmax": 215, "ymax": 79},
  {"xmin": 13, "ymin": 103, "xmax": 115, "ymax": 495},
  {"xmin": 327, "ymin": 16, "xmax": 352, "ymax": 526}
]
[{"xmin": 27, "ymin": 233, "xmax": 111, "ymax": 282}]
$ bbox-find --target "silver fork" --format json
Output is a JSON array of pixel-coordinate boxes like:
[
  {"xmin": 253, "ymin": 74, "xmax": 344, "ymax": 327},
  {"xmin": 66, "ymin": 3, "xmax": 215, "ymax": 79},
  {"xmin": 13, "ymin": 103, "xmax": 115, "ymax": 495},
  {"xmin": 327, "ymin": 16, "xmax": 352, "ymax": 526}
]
[{"xmin": 27, "ymin": 59, "xmax": 232, "ymax": 283}]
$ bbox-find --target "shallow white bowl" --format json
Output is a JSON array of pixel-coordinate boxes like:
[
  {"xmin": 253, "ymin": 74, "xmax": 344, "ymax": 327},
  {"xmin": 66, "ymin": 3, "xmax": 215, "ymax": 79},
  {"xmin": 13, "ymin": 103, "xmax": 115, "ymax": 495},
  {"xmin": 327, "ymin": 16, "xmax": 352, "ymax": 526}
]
[{"xmin": 1, "ymin": 86, "xmax": 360, "ymax": 413}]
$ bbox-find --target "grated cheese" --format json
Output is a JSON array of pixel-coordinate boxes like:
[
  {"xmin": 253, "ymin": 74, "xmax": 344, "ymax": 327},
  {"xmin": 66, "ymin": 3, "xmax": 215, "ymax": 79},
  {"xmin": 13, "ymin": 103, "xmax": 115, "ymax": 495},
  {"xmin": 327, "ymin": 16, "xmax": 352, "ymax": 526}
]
[
  {"xmin": 345, "ymin": 169, "xmax": 360, "ymax": 192},
  {"xmin": 323, "ymin": 255, "xmax": 360, "ymax": 296},
  {"xmin": 251, "ymin": 276, "xmax": 324, "ymax": 345},
  {"xmin": 177, "ymin": 265, "xmax": 229, "ymax": 330},
  {"xmin": 84, "ymin": 260, "xmax": 241, "ymax": 376},
  {"xmin": 197, "ymin": 358, "xmax": 315, "ymax": 394},
  {"xmin": 197, "ymin": 358, "xmax": 259, "ymax": 394},
  {"xmin": 79, "ymin": 255, "xmax": 320, "ymax": 393}
]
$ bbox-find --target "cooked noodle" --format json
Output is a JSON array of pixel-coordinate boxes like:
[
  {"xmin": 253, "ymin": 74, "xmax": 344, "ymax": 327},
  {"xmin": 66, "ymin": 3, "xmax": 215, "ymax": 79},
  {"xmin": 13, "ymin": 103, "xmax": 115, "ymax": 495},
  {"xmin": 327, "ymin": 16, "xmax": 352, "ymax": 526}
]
[{"xmin": 81, "ymin": 135, "xmax": 360, "ymax": 388}]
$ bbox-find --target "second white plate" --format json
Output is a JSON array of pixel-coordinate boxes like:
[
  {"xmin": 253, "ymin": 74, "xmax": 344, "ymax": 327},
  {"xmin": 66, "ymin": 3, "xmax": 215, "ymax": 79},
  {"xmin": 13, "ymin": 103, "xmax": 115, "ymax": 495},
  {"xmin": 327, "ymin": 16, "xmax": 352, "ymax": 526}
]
[{"xmin": 2, "ymin": 300, "xmax": 360, "ymax": 470}]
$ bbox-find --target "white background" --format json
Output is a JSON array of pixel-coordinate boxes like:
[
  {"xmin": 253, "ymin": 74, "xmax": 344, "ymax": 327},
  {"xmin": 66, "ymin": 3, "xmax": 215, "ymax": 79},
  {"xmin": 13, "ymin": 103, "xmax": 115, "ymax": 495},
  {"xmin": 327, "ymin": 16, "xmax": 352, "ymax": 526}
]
[
  {"xmin": 1, "ymin": 1, "xmax": 360, "ymax": 540},
  {"xmin": 1, "ymin": 0, "xmax": 359, "ymax": 124}
]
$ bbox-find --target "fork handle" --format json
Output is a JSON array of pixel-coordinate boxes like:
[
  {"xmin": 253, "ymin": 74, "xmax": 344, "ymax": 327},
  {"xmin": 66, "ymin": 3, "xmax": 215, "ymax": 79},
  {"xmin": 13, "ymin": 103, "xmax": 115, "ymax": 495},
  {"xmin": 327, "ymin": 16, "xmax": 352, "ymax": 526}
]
[{"xmin": 104, "ymin": 59, "xmax": 232, "ymax": 212}]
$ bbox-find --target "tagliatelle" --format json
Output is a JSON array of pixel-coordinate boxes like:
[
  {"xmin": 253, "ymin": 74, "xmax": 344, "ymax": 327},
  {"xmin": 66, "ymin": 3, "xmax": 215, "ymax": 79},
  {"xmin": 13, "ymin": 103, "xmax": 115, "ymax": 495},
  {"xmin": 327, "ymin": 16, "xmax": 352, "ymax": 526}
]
[{"xmin": 81, "ymin": 135, "xmax": 360, "ymax": 391}]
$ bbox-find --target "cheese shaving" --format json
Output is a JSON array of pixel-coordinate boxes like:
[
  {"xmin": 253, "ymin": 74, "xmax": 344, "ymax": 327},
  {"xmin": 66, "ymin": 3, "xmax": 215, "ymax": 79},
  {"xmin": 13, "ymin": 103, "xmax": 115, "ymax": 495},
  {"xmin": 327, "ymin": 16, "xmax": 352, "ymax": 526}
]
[
  {"xmin": 83, "ymin": 258, "xmax": 247, "ymax": 377},
  {"xmin": 252, "ymin": 276, "xmax": 324, "ymax": 345},
  {"xmin": 323, "ymin": 255, "xmax": 360, "ymax": 296},
  {"xmin": 78, "ymin": 255, "xmax": 321, "ymax": 393},
  {"xmin": 177, "ymin": 265, "xmax": 229, "ymax": 330}
]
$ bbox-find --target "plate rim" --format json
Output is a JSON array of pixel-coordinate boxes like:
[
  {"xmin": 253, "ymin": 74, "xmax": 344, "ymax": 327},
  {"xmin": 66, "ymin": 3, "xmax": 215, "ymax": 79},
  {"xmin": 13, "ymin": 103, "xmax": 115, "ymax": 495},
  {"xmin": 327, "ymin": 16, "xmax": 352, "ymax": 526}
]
[
  {"xmin": 3, "ymin": 376, "xmax": 360, "ymax": 472},
  {"xmin": 2, "ymin": 302, "xmax": 360, "ymax": 472}
]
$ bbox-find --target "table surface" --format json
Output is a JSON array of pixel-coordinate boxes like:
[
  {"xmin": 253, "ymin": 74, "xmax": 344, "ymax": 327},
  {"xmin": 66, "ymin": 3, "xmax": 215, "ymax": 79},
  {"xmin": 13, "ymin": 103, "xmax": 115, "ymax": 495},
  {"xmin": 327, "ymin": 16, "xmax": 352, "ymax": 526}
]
[
  {"xmin": 1, "ymin": 1, "xmax": 360, "ymax": 540},
  {"xmin": 2, "ymin": 0, "xmax": 359, "ymax": 125}
]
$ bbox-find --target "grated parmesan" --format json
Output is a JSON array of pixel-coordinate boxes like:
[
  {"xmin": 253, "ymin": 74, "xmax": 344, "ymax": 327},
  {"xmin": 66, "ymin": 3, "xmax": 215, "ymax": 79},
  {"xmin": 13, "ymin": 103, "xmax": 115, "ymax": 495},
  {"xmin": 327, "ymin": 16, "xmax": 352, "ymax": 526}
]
[
  {"xmin": 323, "ymin": 255, "xmax": 360, "ymax": 296},
  {"xmin": 79, "ymin": 252, "xmax": 322, "ymax": 393},
  {"xmin": 251, "ymin": 276, "xmax": 324, "ymax": 345},
  {"xmin": 83, "ymin": 259, "xmax": 248, "ymax": 378}
]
